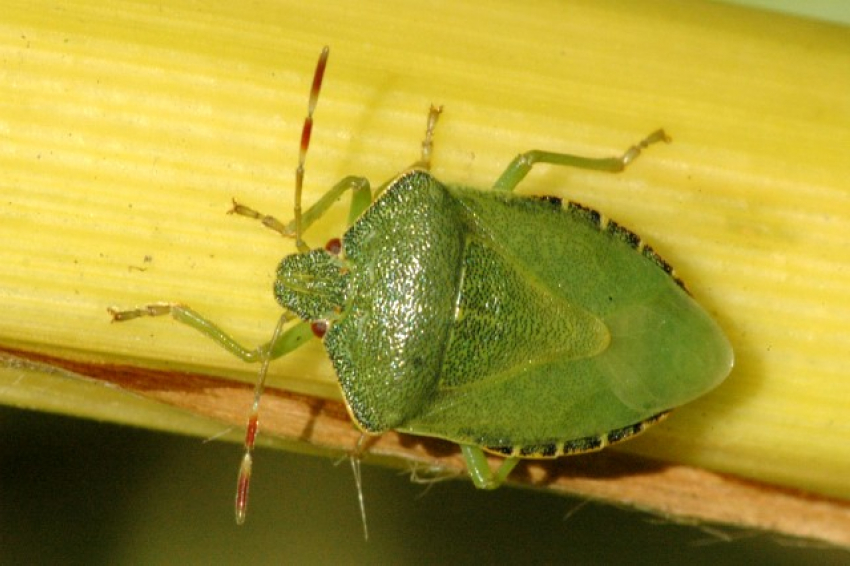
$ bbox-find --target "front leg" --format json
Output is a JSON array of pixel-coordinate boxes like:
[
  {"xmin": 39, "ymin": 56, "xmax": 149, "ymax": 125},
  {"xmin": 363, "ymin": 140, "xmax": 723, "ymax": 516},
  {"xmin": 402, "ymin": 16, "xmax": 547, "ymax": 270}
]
[
  {"xmin": 229, "ymin": 175, "xmax": 371, "ymax": 250},
  {"xmin": 107, "ymin": 302, "xmax": 314, "ymax": 362}
]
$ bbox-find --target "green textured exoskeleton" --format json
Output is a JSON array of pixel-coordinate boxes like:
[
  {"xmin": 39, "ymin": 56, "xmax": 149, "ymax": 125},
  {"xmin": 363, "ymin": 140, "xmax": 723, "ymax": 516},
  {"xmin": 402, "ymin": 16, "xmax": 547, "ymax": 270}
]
[
  {"xmin": 325, "ymin": 168, "xmax": 731, "ymax": 442},
  {"xmin": 109, "ymin": 47, "xmax": 733, "ymax": 522},
  {"xmin": 281, "ymin": 165, "xmax": 732, "ymax": 487}
]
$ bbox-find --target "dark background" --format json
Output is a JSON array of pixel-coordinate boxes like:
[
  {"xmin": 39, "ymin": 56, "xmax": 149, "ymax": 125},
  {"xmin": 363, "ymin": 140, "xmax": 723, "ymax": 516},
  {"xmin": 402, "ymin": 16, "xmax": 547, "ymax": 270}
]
[{"xmin": 2, "ymin": 406, "xmax": 847, "ymax": 565}]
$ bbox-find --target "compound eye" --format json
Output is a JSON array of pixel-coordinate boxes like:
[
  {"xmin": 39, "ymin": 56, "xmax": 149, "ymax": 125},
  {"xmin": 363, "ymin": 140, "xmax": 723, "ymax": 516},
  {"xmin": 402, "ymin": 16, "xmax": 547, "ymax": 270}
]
[
  {"xmin": 311, "ymin": 320, "xmax": 328, "ymax": 338},
  {"xmin": 325, "ymin": 238, "xmax": 342, "ymax": 255}
]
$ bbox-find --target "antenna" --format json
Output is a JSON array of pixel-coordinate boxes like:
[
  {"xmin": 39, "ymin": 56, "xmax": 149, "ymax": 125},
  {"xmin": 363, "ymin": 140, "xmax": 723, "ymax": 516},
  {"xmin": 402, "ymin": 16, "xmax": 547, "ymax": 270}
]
[{"xmin": 234, "ymin": 46, "xmax": 330, "ymax": 525}]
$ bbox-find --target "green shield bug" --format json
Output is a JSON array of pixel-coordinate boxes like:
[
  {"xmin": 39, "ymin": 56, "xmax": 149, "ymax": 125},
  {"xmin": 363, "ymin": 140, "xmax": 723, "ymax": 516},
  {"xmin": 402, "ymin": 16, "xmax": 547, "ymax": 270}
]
[{"xmin": 109, "ymin": 46, "xmax": 733, "ymax": 524}]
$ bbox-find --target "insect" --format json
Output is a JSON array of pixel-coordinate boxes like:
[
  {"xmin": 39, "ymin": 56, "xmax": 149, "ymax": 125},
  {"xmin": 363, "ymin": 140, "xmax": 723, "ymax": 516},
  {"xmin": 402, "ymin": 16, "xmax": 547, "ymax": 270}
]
[{"xmin": 109, "ymin": 46, "xmax": 734, "ymax": 524}]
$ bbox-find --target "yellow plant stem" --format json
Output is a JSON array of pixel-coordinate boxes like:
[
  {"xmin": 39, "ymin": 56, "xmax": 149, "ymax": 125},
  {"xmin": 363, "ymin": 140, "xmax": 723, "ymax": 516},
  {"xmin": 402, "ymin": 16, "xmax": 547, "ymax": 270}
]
[{"xmin": 1, "ymin": 0, "xmax": 849, "ymax": 545}]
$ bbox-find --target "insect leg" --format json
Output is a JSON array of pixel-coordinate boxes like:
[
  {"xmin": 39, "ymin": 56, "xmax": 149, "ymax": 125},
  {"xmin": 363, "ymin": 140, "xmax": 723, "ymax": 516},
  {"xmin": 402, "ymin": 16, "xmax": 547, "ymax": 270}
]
[
  {"xmin": 491, "ymin": 129, "xmax": 670, "ymax": 192},
  {"xmin": 229, "ymin": 47, "xmax": 370, "ymax": 249},
  {"xmin": 460, "ymin": 444, "xmax": 520, "ymax": 489},
  {"xmin": 370, "ymin": 104, "xmax": 444, "ymax": 201},
  {"xmin": 229, "ymin": 175, "xmax": 371, "ymax": 244},
  {"xmin": 107, "ymin": 303, "xmax": 313, "ymax": 363},
  {"xmin": 108, "ymin": 304, "xmax": 315, "ymax": 523},
  {"xmin": 413, "ymin": 104, "xmax": 443, "ymax": 171}
]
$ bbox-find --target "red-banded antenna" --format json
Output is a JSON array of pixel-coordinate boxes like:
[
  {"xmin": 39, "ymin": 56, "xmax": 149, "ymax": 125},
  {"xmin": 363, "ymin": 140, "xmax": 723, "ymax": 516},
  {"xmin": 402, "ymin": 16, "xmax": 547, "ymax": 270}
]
[
  {"xmin": 294, "ymin": 45, "xmax": 329, "ymax": 252},
  {"xmin": 235, "ymin": 46, "xmax": 330, "ymax": 525}
]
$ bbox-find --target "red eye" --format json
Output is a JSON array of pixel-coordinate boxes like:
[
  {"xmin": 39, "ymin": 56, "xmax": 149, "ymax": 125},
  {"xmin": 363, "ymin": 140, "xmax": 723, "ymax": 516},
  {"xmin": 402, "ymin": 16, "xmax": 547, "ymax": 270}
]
[
  {"xmin": 311, "ymin": 320, "xmax": 328, "ymax": 338},
  {"xmin": 325, "ymin": 238, "xmax": 342, "ymax": 255}
]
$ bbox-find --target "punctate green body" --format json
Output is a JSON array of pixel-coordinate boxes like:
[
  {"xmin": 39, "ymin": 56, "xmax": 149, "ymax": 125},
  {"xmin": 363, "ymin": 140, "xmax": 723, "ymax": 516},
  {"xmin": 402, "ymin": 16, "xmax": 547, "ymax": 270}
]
[
  {"xmin": 109, "ymin": 48, "xmax": 733, "ymax": 519},
  {"xmin": 279, "ymin": 169, "xmax": 733, "ymax": 458}
]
